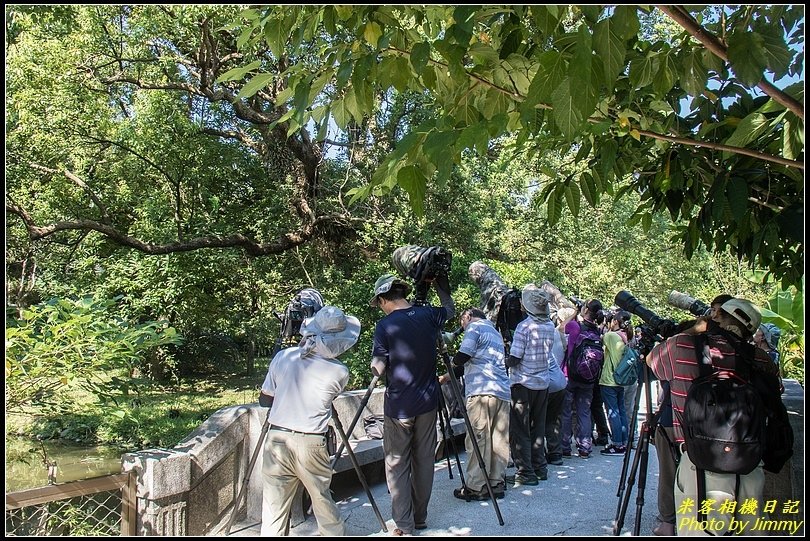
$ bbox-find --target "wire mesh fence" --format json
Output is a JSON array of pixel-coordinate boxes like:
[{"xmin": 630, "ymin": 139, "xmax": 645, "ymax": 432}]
[{"xmin": 5, "ymin": 472, "xmax": 135, "ymax": 536}]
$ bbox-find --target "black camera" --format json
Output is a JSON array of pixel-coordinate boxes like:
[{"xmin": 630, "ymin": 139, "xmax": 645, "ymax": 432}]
[
  {"xmin": 281, "ymin": 288, "xmax": 324, "ymax": 340},
  {"xmin": 568, "ymin": 296, "xmax": 585, "ymax": 310},
  {"xmin": 392, "ymin": 245, "xmax": 452, "ymax": 306},
  {"xmin": 668, "ymin": 290, "xmax": 711, "ymax": 318},
  {"xmin": 614, "ymin": 290, "xmax": 678, "ymax": 354}
]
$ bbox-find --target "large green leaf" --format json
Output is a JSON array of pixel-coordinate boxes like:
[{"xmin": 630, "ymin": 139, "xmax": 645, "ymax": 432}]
[
  {"xmin": 727, "ymin": 31, "xmax": 768, "ymax": 86},
  {"xmin": 593, "ymin": 16, "xmax": 625, "ymax": 90},
  {"xmin": 551, "ymin": 78, "xmax": 582, "ymax": 141},
  {"xmin": 397, "ymin": 165, "xmax": 427, "ymax": 216}
]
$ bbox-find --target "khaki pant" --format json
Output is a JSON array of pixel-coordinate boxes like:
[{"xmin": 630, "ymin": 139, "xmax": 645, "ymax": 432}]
[
  {"xmin": 674, "ymin": 447, "xmax": 765, "ymax": 536},
  {"xmin": 261, "ymin": 430, "xmax": 345, "ymax": 536},
  {"xmin": 464, "ymin": 395, "xmax": 510, "ymax": 491}
]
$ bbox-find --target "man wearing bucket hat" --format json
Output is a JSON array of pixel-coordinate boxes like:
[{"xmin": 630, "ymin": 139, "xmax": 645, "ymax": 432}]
[
  {"xmin": 646, "ymin": 298, "xmax": 785, "ymax": 536},
  {"xmin": 369, "ymin": 271, "xmax": 454, "ymax": 536},
  {"xmin": 503, "ymin": 284, "xmax": 556, "ymax": 486},
  {"xmin": 258, "ymin": 306, "xmax": 361, "ymax": 536},
  {"xmin": 755, "ymin": 322, "xmax": 782, "ymax": 366}
]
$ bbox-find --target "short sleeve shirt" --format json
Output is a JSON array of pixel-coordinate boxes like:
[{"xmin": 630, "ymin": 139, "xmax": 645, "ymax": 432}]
[
  {"xmin": 261, "ymin": 346, "xmax": 349, "ymax": 433},
  {"xmin": 508, "ymin": 315, "xmax": 556, "ymax": 390},
  {"xmin": 372, "ymin": 305, "xmax": 449, "ymax": 418},
  {"xmin": 457, "ymin": 318, "xmax": 510, "ymax": 401}
]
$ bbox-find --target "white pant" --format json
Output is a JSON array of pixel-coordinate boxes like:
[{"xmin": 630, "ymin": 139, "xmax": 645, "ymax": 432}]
[{"xmin": 674, "ymin": 446, "xmax": 765, "ymax": 536}]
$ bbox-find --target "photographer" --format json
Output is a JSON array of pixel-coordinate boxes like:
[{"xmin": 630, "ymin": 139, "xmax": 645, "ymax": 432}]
[
  {"xmin": 258, "ymin": 306, "xmax": 361, "ymax": 536},
  {"xmin": 438, "ymin": 307, "xmax": 510, "ymax": 501},
  {"xmin": 646, "ymin": 298, "xmax": 780, "ymax": 536},
  {"xmin": 504, "ymin": 284, "xmax": 555, "ymax": 485},
  {"xmin": 369, "ymin": 271, "xmax": 454, "ymax": 536}
]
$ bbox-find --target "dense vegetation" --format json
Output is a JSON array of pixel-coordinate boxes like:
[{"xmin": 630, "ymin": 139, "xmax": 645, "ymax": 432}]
[{"xmin": 5, "ymin": 5, "xmax": 803, "ymax": 449}]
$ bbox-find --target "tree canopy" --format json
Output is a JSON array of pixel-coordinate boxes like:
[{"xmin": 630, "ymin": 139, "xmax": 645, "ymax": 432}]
[{"xmin": 225, "ymin": 5, "xmax": 804, "ymax": 288}]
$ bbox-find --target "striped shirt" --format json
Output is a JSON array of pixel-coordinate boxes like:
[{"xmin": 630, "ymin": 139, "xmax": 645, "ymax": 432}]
[
  {"xmin": 647, "ymin": 331, "xmax": 778, "ymax": 442},
  {"xmin": 509, "ymin": 315, "xmax": 556, "ymax": 390}
]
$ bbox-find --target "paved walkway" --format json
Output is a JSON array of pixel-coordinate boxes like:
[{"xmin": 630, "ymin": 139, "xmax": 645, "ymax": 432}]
[{"xmin": 227, "ymin": 435, "xmax": 662, "ymax": 537}]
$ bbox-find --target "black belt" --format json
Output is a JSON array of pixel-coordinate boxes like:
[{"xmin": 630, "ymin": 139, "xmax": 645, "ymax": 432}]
[{"xmin": 270, "ymin": 425, "xmax": 326, "ymax": 436}]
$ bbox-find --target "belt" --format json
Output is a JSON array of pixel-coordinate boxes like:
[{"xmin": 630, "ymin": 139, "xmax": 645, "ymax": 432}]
[{"xmin": 270, "ymin": 425, "xmax": 326, "ymax": 437}]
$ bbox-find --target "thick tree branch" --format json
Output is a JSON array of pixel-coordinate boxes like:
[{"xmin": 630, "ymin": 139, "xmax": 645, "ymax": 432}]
[
  {"xmin": 6, "ymin": 204, "xmax": 357, "ymax": 257},
  {"xmin": 658, "ymin": 5, "xmax": 804, "ymax": 120}
]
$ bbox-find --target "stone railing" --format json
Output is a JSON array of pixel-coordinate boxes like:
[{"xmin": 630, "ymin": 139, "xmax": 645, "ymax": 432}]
[{"xmin": 121, "ymin": 386, "xmax": 466, "ymax": 536}]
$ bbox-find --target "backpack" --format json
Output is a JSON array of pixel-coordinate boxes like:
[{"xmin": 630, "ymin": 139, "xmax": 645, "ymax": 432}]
[
  {"xmin": 613, "ymin": 344, "xmax": 642, "ymax": 386},
  {"xmin": 681, "ymin": 335, "xmax": 770, "ymax": 475},
  {"xmin": 567, "ymin": 323, "xmax": 604, "ymax": 383},
  {"xmin": 496, "ymin": 288, "xmax": 526, "ymax": 353}
]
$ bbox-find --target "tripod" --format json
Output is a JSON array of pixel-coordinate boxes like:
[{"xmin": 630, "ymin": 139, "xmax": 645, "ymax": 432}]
[
  {"xmin": 436, "ymin": 376, "xmax": 467, "ymax": 484},
  {"xmin": 612, "ymin": 364, "xmax": 656, "ymax": 536}
]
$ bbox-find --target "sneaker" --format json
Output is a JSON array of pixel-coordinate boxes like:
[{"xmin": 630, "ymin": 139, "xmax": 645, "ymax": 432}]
[
  {"xmin": 547, "ymin": 455, "xmax": 564, "ymax": 466},
  {"xmin": 600, "ymin": 445, "xmax": 626, "ymax": 456},
  {"xmin": 578, "ymin": 450, "xmax": 591, "ymax": 459},
  {"xmin": 453, "ymin": 486, "xmax": 489, "ymax": 501},
  {"xmin": 415, "ymin": 523, "xmax": 427, "ymax": 530},
  {"xmin": 562, "ymin": 450, "xmax": 572, "ymax": 458},
  {"xmin": 505, "ymin": 474, "xmax": 539, "ymax": 486},
  {"xmin": 534, "ymin": 469, "xmax": 548, "ymax": 481}
]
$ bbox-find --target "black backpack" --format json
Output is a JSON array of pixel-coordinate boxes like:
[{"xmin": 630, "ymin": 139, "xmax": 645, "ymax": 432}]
[
  {"xmin": 496, "ymin": 288, "xmax": 525, "ymax": 353},
  {"xmin": 682, "ymin": 334, "xmax": 792, "ymax": 475}
]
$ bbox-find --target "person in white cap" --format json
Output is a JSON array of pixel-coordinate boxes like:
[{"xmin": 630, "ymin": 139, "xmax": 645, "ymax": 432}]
[
  {"xmin": 258, "ymin": 306, "xmax": 361, "ymax": 536},
  {"xmin": 646, "ymin": 298, "xmax": 782, "ymax": 536}
]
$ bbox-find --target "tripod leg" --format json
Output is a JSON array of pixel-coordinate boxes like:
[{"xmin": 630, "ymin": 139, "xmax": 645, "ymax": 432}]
[
  {"xmin": 435, "ymin": 390, "xmax": 454, "ymax": 478},
  {"xmin": 331, "ymin": 406, "xmax": 388, "ymax": 532},
  {"xmin": 439, "ymin": 340, "xmax": 505, "ymax": 526},
  {"xmin": 331, "ymin": 375, "xmax": 380, "ymax": 470},
  {"xmin": 612, "ymin": 419, "xmax": 647, "ymax": 535},
  {"xmin": 437, "ymin": 385, "xmax": 467, "ymax": 485},
  {"xmin": 223, "ymin": 408, "xmax": 271, "ymax": 535},
  {"xmin": 615, "ymin": 379, "xmax": 643, "ymax": 500}
]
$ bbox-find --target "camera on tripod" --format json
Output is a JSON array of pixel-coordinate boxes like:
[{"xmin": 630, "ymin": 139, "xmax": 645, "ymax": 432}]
[
  {"xmin": 392, "ymin": 245, "xmax": 452, "ymax": 305},
  {"xmin": 668, "ymin": 290, "xmax": 711, "ymax": 318},
  {"xmin": 280, "ymin": 288, "xmax": 325, "ymax": 341},
  {"xmin": 614, "ymin": 290, "xmax": 678, "ymax": 354}
]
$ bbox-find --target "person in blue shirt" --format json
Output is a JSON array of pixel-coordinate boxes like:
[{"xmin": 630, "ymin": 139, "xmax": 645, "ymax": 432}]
[{"xmin": 369, "ymin": 272, "xmax": 454, "ymax": 536}]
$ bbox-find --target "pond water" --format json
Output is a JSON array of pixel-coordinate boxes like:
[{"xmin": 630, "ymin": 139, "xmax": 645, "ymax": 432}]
[{"xmin": 5, "ymin": 437, "xmax": 130, "ymax": 493}]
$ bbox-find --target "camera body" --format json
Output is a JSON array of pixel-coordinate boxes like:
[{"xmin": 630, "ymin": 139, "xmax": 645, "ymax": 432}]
[
  {"xmin": 568, "ymin": 295, "xmax": 585, "ymax": 311},
  {"xmin": 281, "ymin": 288, "xmax": 324, "ymax": 340},
  {"xmin": 392, "ymin": 245, "xmax": 452, "ymax": 305},
  {"xmin": 668, "ymin": 290, "xmax": 711, "ymax": 318}
]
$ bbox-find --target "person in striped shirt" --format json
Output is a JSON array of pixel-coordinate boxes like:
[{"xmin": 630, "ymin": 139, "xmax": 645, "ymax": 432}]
[{"xmin": 646, "ymin": 298, "xmax": 778, "ymax": 536}]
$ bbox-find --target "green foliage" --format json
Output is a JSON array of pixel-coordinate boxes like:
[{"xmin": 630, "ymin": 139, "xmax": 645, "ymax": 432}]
[
  {"xmin": 5, "ymin": 296, "xmax": 183, "ymax": 414},
  {"xmin": 760, "ymin": 279, "xmax": 805, "ymax": 384},
  {"xmin": 230, "ymin": 5, "xmax": 804, "ymax": 288}
]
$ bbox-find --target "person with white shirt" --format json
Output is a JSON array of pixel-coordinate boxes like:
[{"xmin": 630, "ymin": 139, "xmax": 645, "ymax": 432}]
[{"xmin": 258, "ymin": 306, "xmax": 360, "ymax": 536}]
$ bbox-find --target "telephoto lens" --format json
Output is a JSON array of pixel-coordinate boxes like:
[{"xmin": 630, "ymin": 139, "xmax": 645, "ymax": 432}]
[{"xmin": 668, "ymin": 290, "xmax": 711, "ymax": 317}]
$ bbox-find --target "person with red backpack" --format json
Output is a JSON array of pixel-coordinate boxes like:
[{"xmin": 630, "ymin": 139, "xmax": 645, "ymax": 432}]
[{"xmin": 560, "ymin": 298, "xmax": 604, "ymax": 459}]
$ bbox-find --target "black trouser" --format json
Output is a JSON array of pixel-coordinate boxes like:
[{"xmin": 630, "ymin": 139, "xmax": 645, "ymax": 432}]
[{"xmin": 509, "ymin": 384, "xmax": 549, "ymax": 478}]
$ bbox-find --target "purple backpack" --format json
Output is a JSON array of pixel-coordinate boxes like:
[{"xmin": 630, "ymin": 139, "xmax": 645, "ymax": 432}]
[{"xmin": 567, "ymin": 325, "xmax": 604, "ymax": 383}]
